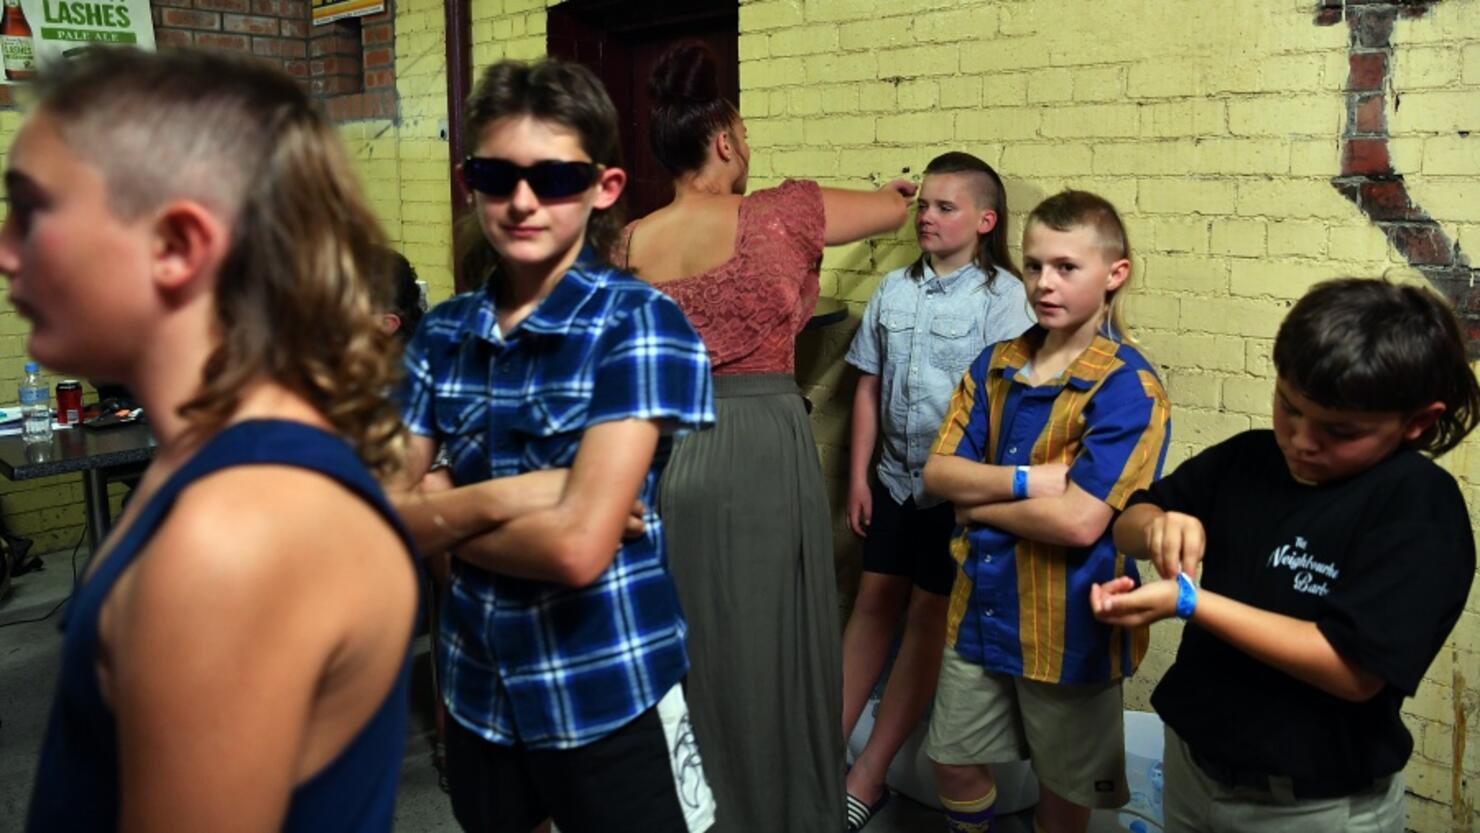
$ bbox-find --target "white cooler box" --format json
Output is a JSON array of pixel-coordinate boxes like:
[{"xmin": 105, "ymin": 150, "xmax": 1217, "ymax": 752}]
[{"xmin": 847, "ymin": 702, "xmax": 1166, "ymax": 831}]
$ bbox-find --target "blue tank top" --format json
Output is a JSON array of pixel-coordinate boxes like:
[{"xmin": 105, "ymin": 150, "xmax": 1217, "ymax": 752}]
[{"xmin": 27, "ymin": 419, "xmax": 417, "ymax": 833}]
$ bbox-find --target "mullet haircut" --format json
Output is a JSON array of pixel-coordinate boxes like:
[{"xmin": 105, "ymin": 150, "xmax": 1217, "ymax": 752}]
[
  {"xmin": 33, "ymin": 47, "xmax": 405, "ymax": 475},
  {"xmin": 1026, "ymin": 190, "xmax": 1135, "ymax": 342},
  {"xmin": 907, "ymin": 151, "xmax": 1018, "ymax": 285},
  {"xmin": 1027, "ymin": 189, "xmax": 1129, "ymax": 262},
  {"xmin": 1274, "ymin": 278, "xmax": 1480, "ymax": 456},
  {"xmin": 464, "ymin": 58, "xmax": 625, "ymax": 262}
]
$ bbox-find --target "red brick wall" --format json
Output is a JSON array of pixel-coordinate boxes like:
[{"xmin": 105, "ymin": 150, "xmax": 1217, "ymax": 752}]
[{"xmin": 0, "ymin": 0, "xmax": 396, "ymax": 121}]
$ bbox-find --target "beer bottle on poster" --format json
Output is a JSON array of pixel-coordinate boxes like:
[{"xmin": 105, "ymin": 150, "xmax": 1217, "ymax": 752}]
[{"xmin": 2, "ymin": 0, "xmax": 36, "ymax": 82}]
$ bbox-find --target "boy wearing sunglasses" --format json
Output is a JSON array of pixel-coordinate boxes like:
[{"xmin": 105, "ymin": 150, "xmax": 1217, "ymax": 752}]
[{"xmin": 392, "ymin": 60, "xmax": 718, "ymax": 833}]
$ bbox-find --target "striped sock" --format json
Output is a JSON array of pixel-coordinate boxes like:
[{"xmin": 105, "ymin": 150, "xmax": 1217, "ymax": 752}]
[{"xmin": 941, "ymin": 786, "xmax": 996, "ymax": 833}]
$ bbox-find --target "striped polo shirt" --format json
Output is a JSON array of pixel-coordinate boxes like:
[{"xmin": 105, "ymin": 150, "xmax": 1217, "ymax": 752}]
[{"xmin": 931, "ymin": 327, "xmax": 1171, "ymax": 684}]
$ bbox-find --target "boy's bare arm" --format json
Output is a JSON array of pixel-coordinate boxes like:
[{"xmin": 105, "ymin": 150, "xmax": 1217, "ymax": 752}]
[
  {"xmin": 847, "ymin": 373, "xmax": 880, "ymax": 537},
  {"xmin": 452, "ymin": 418, "xmax": 660, "ymax": 586},
  {"xmin": 1114, "ymin": 503, "xmax": 1206, "ymax": 579},
  {"xmin": 954, "ymin": 480, "xmax": 1111, "ymax": 548},
  {"xmin": 388, "ymin": 434, "xmax": 568, "ymax": 556},
  {"xmin": 922, "ymin": 454, "xmax": 1068, "ymax": 506},
  {"xmin": 1091, "ymin": 579, "xmax": 1385, "ymax": 702}
]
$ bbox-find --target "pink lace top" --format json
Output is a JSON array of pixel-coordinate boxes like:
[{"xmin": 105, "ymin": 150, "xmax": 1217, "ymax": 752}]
[{"xmin": 619, "ymin": 179, "xmax": 825, "ymax": 376}]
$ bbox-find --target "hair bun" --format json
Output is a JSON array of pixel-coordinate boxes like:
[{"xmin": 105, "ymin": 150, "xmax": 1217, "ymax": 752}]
[{"xmin": 649, "ymin": 41, "xmax": 721, "ymax": 106}]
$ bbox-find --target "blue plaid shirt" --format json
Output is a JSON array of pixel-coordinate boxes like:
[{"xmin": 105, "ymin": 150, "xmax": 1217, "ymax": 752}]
[{"xmin": 400, "ymin": 251, "xmax": 715, "ymax": 750}]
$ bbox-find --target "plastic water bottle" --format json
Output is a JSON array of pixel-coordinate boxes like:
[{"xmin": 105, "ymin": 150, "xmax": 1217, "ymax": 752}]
[
  {"xmin": 1149, "ymin": 761, "xmax": 1164, "ymax": 811},
  {"xmin": 19, "ymin": 361, "xmax": 52, "ymax": 444}
]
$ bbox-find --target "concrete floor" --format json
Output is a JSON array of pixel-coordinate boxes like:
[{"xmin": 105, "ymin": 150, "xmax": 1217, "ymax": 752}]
[{"xmin": 1, "ymin": 550, "xmax": 1033, "ymax": 833}]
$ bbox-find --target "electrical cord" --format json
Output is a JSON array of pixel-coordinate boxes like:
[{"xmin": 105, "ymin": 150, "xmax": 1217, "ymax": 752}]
[{"xmin": 0, "ymin": 521, "xmax": 87, "ymax": 629}]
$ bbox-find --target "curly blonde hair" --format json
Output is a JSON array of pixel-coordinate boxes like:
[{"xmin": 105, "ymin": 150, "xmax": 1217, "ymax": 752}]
[{"xmin": 34, "ymin": 47, "xmax": 405, "ymax": 476}]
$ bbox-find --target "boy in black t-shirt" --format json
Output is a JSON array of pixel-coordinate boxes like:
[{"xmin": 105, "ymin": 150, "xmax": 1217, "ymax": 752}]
[{"xmin": 1091, "ymin": 278, "xmax": 1479, "ymax": 833}]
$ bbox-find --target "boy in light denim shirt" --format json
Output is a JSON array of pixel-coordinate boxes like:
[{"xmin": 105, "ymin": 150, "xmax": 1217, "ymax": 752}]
[{"xmin": 839, "ymin": 152, "xmax": 1033, "ymax": 830}]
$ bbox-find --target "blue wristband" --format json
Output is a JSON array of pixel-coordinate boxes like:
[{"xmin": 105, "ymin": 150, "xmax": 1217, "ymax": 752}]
[
  {"xmin": 1012, "ymin": 465, "xmax": 1030, "ymax": 500},
  {"xmin": 1175, "ymin": 572, "xmax": 1197, "ymax": 620}
]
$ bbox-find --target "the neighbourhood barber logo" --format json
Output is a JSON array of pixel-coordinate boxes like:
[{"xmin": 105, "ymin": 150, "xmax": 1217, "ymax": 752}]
[{"xmin": 1267, "ymin": 536, "xmax": 1339, "ymax": 597}]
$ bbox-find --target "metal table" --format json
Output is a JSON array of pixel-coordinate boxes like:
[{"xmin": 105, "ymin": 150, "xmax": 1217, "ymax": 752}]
[{"xmin": 0, "ymin": 423, "xmax": 156, "ymax": 554}]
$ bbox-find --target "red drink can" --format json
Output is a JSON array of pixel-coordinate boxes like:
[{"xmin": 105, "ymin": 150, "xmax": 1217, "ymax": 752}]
[{"xmin": 56, "ymin": 380, "xmax": 82, "ymax": 425}]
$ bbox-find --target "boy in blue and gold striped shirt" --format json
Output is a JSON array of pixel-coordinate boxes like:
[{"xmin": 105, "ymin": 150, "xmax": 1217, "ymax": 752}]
[{"xmin": 923, "ymin": 191, "xmax": 1171, "ymax": 833}]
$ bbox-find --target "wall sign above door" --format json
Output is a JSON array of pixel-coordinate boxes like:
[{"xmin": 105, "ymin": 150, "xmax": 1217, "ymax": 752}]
[{"xmin": 312, "ymin": 0, "xmax": 385, "ymax": 26}]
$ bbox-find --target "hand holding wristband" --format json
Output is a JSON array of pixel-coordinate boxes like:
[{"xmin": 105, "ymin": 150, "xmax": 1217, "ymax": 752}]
[
  {"xmin": 1012, "ymin": 465, "xmax": 1030, "ymax": 500},
  {"xmin": 1175, "ymin": 572, "xmax": 1198, "ymax": 620}
]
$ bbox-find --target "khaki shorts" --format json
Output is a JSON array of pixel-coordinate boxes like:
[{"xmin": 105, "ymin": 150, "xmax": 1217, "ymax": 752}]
[
  {"xmin": 926, "ymin": 647, "xmax": 1128, "ymax": 808},
  {"xmin": 1162, "ymin": 725, "xmax": 1403, "ymax": 833}
]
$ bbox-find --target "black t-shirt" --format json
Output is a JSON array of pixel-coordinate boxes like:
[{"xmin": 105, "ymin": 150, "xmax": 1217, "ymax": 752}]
[{"xmin": 1138, "ymin": 430, "xmax": 1474, "ymax": 783}]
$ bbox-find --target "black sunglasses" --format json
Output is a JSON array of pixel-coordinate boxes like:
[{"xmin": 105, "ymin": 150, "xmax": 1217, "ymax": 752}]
[{"xmin": 462, "ymin": 157, "xmax": 601, "ymax": 199}]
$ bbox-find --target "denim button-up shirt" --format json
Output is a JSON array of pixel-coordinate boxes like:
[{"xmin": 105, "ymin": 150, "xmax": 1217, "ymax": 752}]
[{"xmin": 845, "ymin": 259, "xmax": 1033, "ymax": 507}]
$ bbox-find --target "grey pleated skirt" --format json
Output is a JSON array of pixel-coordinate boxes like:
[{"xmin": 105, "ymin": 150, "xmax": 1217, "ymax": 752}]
[{"xmin": 660, "ymin": 373, "xmax": 843, "ymax": 833}]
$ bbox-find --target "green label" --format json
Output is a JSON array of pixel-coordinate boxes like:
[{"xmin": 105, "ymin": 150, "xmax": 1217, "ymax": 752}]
[
  {"xmin": 39, "ymin": 26, "xmax": 134, "ymax": 43},
  {"xmin": 1, "ymin": 36, "xmax": 33, "ymax": 67},
  {"xmin": 40, "ymin": 1, "xmax": 131, "ymax": 28}
]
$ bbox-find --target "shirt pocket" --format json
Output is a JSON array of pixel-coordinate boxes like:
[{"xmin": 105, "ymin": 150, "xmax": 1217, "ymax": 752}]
[
  {"xmin": 928, "ymin": 316, "xmax": 980, "ymax": 373},
  {"xmin": 433, "ymin": 391, "xmax": 488, "ymax": 440},
  {"xmin": 880, "ymin": 307, "xmax": 915, "ymax": 359},
  {"xmin": 509, "ymin": 393, "xmax": 588, "ymax": 469}
]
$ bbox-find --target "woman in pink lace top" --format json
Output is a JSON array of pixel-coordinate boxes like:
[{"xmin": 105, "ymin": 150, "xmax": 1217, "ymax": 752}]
[
  {"xmin": 618, "ymin": 42, "xmax": 914, "ymax": 833},
  {"xmin": 639, "ymin": 177, "xmax": 824, "ymax": 375}
]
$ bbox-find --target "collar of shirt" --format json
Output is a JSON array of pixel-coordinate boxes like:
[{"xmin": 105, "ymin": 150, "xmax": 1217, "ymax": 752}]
[
  {"xmin": 914, "ymin": 257, "xmax": 981, "ymax": 295},
  {"xmin": 466, "ymin": 247, "xmax": 606, "ymax": 344},
  {"xmin": 992, "ymin": 326, "xmax": 1125, "ymax": 392}
]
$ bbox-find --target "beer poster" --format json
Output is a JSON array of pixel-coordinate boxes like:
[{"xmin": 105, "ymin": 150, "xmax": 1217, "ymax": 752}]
[
  {"xmin": 4, "ymin": 0, "xmax": 155, "ymax": 82},
  {"xmin": 312, "ymin": 0, "xmax": 384, "ymax": 26}
]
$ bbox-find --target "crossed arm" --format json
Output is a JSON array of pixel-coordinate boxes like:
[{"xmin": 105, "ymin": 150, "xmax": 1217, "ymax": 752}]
[
  {"xmin": 921, "ymin": 453, "xmax": 1112, "ymax": 548},
  {"xmin": 391, "ymin": 418, "xmax": 658, "ymax": 586},
  {"xmin": 1092, "ymin": 504, "xmax": 1384, "ymax": 703}
]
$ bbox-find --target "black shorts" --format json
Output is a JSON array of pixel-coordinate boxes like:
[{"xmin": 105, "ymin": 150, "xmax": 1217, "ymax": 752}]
[
  {"xmin": 446, "ymin": 686, "xmax": 715, "ymax": 833},
  {"xmin": 861, "ymin": 479, "xmax": 958, "ymax": 596}
]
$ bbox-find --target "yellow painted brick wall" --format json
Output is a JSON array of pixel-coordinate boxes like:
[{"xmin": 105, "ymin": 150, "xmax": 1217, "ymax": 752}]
[
  {"xmin": 339, "ymin": 0, "xmax": 457, "ymax": 300},
  {"xmin": 470, "ymin": 0, "xmax": 549, "ymax": 65},
  {"xmin": 450, "ymin": 2, "xmax": 1478, "ymax": 827},
  {"xmin": 738, "ymin": 2, "xmax": 1480, "ymax": 830}
]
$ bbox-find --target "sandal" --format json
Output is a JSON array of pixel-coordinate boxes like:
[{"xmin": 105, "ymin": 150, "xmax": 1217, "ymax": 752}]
[{"xmin": 844, "ymin": 788, "xmax": 891, "ymax": 832}]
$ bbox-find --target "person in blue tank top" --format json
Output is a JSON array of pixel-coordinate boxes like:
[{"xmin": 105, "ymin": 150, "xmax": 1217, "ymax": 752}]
[{"xmin": 9, "ymin": 47, "xmax": 420, "ymax": 832}]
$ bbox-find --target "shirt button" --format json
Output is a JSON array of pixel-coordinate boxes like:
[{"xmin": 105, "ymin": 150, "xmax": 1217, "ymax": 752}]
[
  {"xmin": 984, "ymin": 555, "xmax": 993, "ymax": 564},
  {"xmin": 1009, "ymin": 446, "xmax": 1018, "ymax": 455},
  {"xmin": 985, "ymin": 609, "xmax": 995, "ymax": 617}
]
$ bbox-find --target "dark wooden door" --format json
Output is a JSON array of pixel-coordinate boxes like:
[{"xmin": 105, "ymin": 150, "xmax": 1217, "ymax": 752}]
[{"xmin": 548, "ymin": 0, "xmax": 739, "ymax": 221}]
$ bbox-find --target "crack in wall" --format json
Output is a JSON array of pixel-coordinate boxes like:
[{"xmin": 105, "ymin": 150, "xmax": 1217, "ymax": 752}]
[{"xmin": 1316, "ymin": 0, "xmax": 1480, "ymax": 355}]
